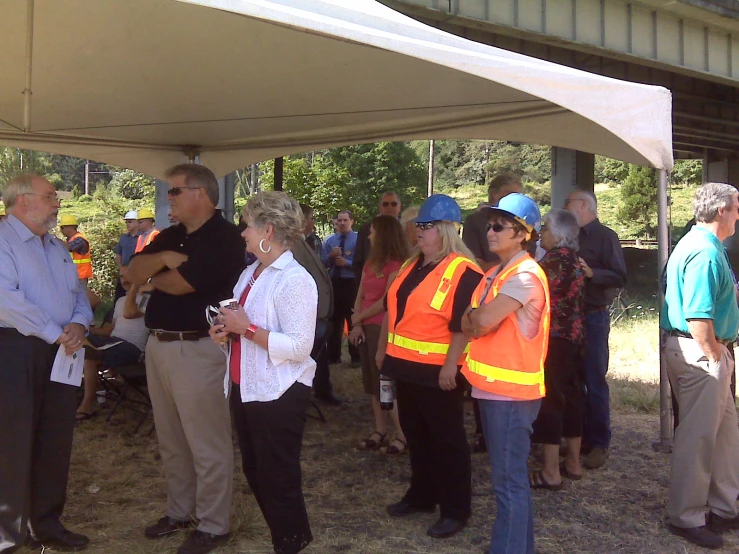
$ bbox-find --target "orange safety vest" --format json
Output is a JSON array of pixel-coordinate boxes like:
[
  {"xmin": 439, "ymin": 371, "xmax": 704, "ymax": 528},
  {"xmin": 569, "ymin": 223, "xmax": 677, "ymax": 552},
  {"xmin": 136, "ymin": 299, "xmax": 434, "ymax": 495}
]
[
  {"xmin": 135, "ymin": 228, "xmax": 160, "ymax": 253},
  {"xmin": 461, "ymin": 254, "xmax": 551, "ymax": 400},
  {"xmin": 69, "ymin": 232, "xmax": 93, "ymax": 279},
  {"xmin": 386, "ymin": 253, "xmax": 482, "ymax": 366}
]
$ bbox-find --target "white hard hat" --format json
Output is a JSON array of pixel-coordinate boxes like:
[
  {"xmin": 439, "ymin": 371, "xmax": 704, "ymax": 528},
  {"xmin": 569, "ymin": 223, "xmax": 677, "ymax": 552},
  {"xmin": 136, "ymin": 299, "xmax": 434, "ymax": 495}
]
[{"xmin": 124, "ymin": 210, "xmax": 138, "ymax": 220}]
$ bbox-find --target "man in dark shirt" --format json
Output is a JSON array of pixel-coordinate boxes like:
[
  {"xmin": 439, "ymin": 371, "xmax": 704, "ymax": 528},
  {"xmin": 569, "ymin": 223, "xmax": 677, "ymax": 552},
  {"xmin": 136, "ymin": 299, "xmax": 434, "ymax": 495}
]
[
  {"xmin": 113, "ymin": 210, "xmax": 140, "ymax": 301},
  {"xmin": 462, "ymin": 174, "xmax": 523, "ymax": 272},
  {"xmin": 565, "ymin": 188, "xmax": 626, "ymax": 470},
  {"xmin": 128, "ymin": 164, "xmax": 245, "ymax": 554},
  {"xmin": 353, "ymin": 191, "xmax": 402, "ymax": 287}
]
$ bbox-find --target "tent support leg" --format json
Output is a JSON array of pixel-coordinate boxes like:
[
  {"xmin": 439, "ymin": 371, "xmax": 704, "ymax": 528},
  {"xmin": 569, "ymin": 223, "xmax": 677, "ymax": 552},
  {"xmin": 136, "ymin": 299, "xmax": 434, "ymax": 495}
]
[
  {"xmin": 653, "ymin": 168, "xmax": 673, "ymax": 453},
  {"xmin": 23, "ymin": 0, "xmax": 35, "ymax": 132}
]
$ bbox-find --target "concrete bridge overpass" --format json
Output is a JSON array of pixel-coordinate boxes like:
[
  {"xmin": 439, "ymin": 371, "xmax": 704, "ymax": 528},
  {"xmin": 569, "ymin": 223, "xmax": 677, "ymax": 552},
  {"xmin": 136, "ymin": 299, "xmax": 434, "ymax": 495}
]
[{"xmin": 381, "ymin": 0, "xmax": 739, "ymax": 200}]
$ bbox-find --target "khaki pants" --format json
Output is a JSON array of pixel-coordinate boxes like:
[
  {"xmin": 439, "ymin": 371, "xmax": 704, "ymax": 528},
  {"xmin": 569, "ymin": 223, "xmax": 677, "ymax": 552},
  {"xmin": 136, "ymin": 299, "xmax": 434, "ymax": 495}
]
[
  {"xmin": 145, "ymin": 336, "xmax": 233, "ymax": 535},
  {"xmin": 665, "ymin": 335, "xmax": 739, "ymax": 528}
]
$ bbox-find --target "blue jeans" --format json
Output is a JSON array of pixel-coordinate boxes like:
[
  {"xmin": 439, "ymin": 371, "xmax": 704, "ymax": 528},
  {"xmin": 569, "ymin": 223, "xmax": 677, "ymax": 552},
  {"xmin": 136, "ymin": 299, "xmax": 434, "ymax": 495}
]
[
  {"xmin": 479, "ymin": 398, "xmax": 541, "ymax": 554},
  {"xmin": 582, "ymin": 310, "xmax": 611, "ymax": 449}
]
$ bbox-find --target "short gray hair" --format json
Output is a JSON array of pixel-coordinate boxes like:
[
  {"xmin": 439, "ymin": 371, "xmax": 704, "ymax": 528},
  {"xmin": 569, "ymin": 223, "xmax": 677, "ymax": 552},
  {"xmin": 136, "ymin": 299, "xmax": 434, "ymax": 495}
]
[
  {"xmin": 243, "ymin": 191, "xmax": 304, "ymax": 248},
  {"xmin": 573, "ymin": 188, "xmax": 597, "ymax": 214},
  {"xmin": 544, "ymin": 209, "xmax": 580, "ymax": 251},
  {"xmin": 2, "ymin": 173, "xmax": 37, "ymax": 209},
  {"xmin": 694, "ymin": 182, "xmax": 738, "ymax": 223},
  {"xmin": 165, "ymin": 164, "xmax": 219, "ymax": 206},
  {"xmin": 399, "ymin": 206, "xmax": 419, "ymax": 226}
]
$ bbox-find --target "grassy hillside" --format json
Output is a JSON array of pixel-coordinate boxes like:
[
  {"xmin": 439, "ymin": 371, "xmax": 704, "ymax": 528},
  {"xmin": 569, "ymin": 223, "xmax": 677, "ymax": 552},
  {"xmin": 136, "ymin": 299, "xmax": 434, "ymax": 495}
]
[{"xmin": 447, "ymin": 182, "xmax": 698, "ymax": 239}]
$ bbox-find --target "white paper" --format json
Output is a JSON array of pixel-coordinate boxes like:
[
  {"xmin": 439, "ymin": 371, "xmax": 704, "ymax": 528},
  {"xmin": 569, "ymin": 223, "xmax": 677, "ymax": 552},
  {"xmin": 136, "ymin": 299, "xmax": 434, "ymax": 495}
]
[{"xmin": 50, "ymin": 347, "xmax": 85, "ymax": 387}]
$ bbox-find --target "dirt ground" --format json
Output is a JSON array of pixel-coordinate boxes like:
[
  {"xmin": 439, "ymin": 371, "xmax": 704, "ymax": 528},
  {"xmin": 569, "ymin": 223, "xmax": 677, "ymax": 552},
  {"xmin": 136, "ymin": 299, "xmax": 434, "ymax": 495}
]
[{"xmin": 14, "ymin": 360, "xmax": 738, "ymax": 554}]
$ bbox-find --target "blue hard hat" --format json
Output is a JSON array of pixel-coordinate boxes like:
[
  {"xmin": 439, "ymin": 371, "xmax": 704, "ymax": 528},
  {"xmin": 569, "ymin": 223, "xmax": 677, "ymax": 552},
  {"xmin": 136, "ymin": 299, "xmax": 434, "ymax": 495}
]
[
  {"xmin": 413, "ymin": 194, "xmax": 463, "ymax": 224},
  {"xmin": 488, "ymin": 193, "xmax": 542, "ymax": 233}
]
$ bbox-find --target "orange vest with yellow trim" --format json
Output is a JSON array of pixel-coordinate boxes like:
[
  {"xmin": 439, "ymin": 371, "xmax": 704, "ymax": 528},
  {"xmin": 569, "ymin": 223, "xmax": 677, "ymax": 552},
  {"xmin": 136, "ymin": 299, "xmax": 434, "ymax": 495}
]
[
  {"xmin": 69, "ymin": 232, "xmax": 93, "ymax": 279},
  {"xmin": 135, "ymin": 228, "xmax": 160, "ymax": 253},
  {"xmin": 461, "ymin": 254, "xmax": 550, "ymax": 400},
  {"xmin": 386, "ymin": 253, "xmax": 482, "ymax": 366}
]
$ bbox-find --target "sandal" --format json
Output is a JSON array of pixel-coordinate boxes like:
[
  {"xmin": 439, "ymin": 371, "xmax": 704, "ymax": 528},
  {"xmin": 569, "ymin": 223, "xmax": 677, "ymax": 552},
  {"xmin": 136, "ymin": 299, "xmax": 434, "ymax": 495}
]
[
  {"xmin": 359, "ymin": 431, "xmax": 387, "ymax": 450},
  {"xmin": 529, "ymin": 470, "xmax": 564, "ymax": 491},
  {"xmin": 559, "ymin": 462, "xmax": 583, "ymax": 481},
  {"xmin": 380, "ymin": 438, "xmax": 408, "ymax": 456}
]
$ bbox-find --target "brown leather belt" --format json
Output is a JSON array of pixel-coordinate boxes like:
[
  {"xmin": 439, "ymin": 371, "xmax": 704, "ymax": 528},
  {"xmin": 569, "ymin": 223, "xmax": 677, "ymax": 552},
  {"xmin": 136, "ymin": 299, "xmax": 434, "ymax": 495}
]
[
  {"xmin": 151, "ymin": 329, "xmax": 209, "ymax": 342},
  {"xmin": 667, "ymin": 329, "xmax": 733, "ymax": 347}
]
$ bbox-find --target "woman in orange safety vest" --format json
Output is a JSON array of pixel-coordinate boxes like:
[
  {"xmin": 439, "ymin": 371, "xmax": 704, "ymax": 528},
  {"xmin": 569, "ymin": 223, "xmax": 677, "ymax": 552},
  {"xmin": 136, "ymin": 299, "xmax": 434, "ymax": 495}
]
[
  {"xmin": 376, "ymin": 194, "xmax": 482, "ymax": 540},
  {"xmin": 461, "ymin": 193, "xmax": 550, "ymax": 554}
]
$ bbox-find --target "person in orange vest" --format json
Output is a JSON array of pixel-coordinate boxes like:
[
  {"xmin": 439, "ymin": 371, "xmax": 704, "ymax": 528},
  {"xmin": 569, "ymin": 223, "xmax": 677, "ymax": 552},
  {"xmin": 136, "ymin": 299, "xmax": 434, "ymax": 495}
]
[
  {"xmin": 0, "ymin": 202, "xmax": 6, "ymax": 221},
  {"xmin": 59, "ymin": 214, "xmax": 93, "ymax": 287},
  {"xmin": 461, "ymin": 193, "xmax": 549, "ymax": 554},
  {"xmin": 376, "ymin": 194, "xmax": 483, "ymax": 539},
  {"xmin": 135, "ymin": 208, "xmax": 159, "ymax": 252}
]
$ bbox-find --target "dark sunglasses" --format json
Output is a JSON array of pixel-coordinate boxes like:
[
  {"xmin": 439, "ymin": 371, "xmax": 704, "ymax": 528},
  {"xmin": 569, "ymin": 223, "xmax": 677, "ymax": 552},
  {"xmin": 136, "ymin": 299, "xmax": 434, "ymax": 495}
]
[
  {"xmin": 382, "ymin": 201, "xmax": 399, "ymax": 207},
  {"xmin": 167, "ymin": 186, "xmax": 203, "ymax": 196},
  {"xmin": 415, "ymin": 222, "xmax": 436, "ymax": 230},
  {"xmin": 487, "ymin": 222, "xmax": 516, "ymax": 233}
]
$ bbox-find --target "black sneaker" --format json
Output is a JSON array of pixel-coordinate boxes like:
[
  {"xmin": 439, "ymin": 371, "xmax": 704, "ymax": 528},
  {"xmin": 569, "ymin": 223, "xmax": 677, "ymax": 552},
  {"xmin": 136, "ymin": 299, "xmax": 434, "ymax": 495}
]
[
  {"xmin": 27, "ymin": 529, "xmax": 89, "ymax": 552},
  {"xmin": 177, "ymin": 530, "xmax": 230, "ymax": 554},
  {"xmin": 707, "ymin": 511, "xmax": 739, "ymax": 532},
  {"xmin": 144, "ymin": 516, "xmax": 195, "ymax": 539}
]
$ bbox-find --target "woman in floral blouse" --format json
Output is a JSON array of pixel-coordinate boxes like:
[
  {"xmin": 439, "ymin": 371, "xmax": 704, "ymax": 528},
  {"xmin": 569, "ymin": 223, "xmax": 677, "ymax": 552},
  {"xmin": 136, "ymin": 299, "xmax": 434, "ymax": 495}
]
[{"xmin": 530, "ymin": 209, "xmax": 586, "ymax": 490}]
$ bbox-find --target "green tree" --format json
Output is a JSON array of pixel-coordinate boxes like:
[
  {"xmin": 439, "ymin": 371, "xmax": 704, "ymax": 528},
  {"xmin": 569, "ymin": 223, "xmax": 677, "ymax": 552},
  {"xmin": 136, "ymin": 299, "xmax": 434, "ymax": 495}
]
[
  {"xmin": 595, "ymin": 156, "xmax": 629, "ymax": 184},
  {"xmin": 670, "ymin": 159, "xmax": 702, "ymax": 187},
  {"xmin": 617, "ymin": 165, "xmax": 657, "ymax": 238},
  {"xmin": 109, "ymin": 168, "xmax": 155, "ymax": 201}
]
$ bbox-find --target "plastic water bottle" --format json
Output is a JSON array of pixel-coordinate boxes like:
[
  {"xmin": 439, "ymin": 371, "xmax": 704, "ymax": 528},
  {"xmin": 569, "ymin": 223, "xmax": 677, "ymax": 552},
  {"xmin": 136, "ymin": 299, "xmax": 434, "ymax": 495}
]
[{"xmin": 380, "ymin": 374, "xmax": 395, "ymax": 410}]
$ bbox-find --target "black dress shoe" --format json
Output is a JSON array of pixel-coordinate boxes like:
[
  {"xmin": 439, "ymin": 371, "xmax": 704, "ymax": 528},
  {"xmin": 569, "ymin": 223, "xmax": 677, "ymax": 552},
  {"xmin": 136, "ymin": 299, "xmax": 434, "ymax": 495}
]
[
  {"xmin": 667, "ymin": 523, "xmax": 723, "ymax": 549},
  {"xmin": 28, "ymin": 530, "xmax": 89, "ymax": 552},
  {"xmin": 386, "ymin": 500, "xmax": 435, "ymax": 517},
  {"xmin": 145, "ymin": 516, "xmax": 195, "ymax": 538},
  {"xmin": 315, "ymin": 392, "xmax": 342, "ymax": 406},
  {"xmin": 177, "ymin": 530, "xmax": 231, "ymax": 554},
  {"xmin": 427, "ymin": 517, "xmax": 467, "ymax": 539},
  {"xmin": 707, "ymin": 511, "xmax": 739, "ymax": 532}
]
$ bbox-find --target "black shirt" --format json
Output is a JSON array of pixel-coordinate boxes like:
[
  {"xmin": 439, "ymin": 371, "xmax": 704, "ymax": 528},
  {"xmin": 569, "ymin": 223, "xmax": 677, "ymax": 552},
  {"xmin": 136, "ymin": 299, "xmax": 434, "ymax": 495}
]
[
  {"xmin": 578, "ymin": 218, "xmax": 627, "ymax": 308},
  {"xmin": 382, "ymin": 257, "xmax": 483, "ymax": 388},
  {"xmin": 140, "ymin": 211, "xmax": 246, "ymax": 331}
]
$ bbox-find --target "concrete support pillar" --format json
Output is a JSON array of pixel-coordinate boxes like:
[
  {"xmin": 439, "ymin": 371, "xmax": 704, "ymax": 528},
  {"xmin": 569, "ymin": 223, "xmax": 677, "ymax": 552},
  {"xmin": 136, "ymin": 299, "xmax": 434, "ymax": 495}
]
[
  {"xmin": 550, "ymin": 147, "xmax": 595, "ymax": 209},
  {"xmin": 154, "ymin": 179, "xmax": 170, "ymax": 229}
]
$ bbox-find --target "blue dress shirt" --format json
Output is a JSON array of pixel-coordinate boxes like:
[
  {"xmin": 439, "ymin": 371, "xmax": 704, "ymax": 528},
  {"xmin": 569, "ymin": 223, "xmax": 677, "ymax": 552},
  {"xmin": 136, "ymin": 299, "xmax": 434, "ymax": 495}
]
[
  {"xmin": 0, "ymin": 215, "xmax": 93, "ymax": 343},
  {"xmin": 113, "ymin": 233, "xmax": 139, "ymax": 266},
  {"xmin": 321, "ymin": 231, "xmax": 358, "ymax": 280}
]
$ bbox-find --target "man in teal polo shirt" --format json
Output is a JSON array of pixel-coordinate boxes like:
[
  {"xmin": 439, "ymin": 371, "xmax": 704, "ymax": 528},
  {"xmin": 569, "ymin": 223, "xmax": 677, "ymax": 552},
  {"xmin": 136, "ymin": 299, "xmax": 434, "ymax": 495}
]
[{"xmin": 661, "ymin": 182, "xmax": 739, "ymax": 550}]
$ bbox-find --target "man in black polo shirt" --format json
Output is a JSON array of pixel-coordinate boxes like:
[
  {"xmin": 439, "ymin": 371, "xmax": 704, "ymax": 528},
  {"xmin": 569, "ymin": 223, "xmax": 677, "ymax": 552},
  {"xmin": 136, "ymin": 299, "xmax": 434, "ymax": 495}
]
[
  {"xmin": 128, "ymin": 164, "xmax": 244, "ymax": 554},
  {"xmin": 565, "ymin": 188, "xmax": 626, "ymax": 470}
]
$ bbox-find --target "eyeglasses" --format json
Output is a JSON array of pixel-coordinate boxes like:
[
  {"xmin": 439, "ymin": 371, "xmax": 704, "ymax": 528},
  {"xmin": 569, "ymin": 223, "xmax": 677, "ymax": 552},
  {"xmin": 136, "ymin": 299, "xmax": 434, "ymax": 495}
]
[
  {"xmin": 415, "ymin": 222, "xmax": 436, "ymax": 230},
  {"xmin": 24, "ymin": 192, "xmax": 59, "ymax": 203},
  {"xmin": 167, "ymin": 186, "xmax": 203, "ymax": 196},
  {"xmin": 486, "ymin": 222, "xmax": 516, "ymax": 233},
  {"xmin": 382, "ymin": 201, "xmax": 399, "ymax": 207}
]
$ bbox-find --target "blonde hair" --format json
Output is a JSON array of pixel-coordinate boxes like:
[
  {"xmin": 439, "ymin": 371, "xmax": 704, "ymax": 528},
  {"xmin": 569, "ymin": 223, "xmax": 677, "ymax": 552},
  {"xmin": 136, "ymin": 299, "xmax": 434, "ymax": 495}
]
[
  {"xmin": 242, "ymin": 191, "xmax": 304, "ymax": 248},
  {"xmin": 409, "ymin": 221, "xmax": 477, "ymax": 266},
  {"xmin": 2, "ymin": 173, "xmax": 37, "ymax": 209},
  {"xmin": 399, "ymin": 206, "xmax": 420, "ymax": 226}
]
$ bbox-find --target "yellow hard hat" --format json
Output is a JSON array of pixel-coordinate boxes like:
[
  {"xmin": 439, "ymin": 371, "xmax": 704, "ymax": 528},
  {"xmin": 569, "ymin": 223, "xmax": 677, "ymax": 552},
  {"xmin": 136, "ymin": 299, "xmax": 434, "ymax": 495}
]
[
  {"xmin": 137, "ymin": 208, "xmax": 155, "ymax": 220},
  {"xmin": 0, "ymin": 204, "xmax": 5, "ymax": 216},
  {"xmin": 59, "ymin": 214, "xmax": 79, "ymax": 226}
]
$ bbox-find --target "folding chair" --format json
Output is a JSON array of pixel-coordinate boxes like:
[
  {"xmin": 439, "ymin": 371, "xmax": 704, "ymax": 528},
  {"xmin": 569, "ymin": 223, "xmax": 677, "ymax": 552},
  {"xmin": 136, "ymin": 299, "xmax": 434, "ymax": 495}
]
[{"xmin": 105, "ymin": 361, "xmax": 153, "ymax": 434}]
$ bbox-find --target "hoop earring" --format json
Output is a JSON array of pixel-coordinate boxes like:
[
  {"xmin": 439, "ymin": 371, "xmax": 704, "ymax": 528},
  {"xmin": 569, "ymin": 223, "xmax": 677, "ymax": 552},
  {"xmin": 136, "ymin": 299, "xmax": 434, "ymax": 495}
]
[{"xmin": 259, "ymin": 239, "xmax": 272, "ymax": 253}]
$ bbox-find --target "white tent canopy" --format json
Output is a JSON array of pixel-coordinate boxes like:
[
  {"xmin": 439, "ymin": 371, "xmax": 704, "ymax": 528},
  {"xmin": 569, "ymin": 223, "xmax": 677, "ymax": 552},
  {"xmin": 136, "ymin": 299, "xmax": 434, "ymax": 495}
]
[{"xmin": 0, "ymin": 0, "xmax": 673, "ymax": 180}]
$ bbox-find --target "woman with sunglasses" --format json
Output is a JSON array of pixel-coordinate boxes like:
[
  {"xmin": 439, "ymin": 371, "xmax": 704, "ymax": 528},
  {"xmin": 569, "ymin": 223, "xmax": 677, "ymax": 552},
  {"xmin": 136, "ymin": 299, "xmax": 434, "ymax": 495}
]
[
  {"xmin": 376, "ymin": 194, "xmax": 483, "ymax": 539},
  {"xmin": 461, "ymin": 193, "xmax": 549, "ymax": 554}
]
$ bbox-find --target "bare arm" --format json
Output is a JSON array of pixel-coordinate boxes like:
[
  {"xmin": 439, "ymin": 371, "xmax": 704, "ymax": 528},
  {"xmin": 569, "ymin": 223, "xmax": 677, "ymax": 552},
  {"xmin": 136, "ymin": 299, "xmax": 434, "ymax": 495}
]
[
  {"xmin": 438, "ymin": 332, "xmax": 471, "ymax": 390},
  {"xmin": 465, "ymin": 294, "xmax": 522, "ymax": 338},
  {"xmin": 687, "ymin": 319, "xmax": 722, "ymax": 364},
  {"xmin": 123, "ymin": 284, "xmax": 145, "ymax": 319},
  {"xmin": 128, "ymin": 251, "xmax": 194, "ymax": 295},
  {"xmin": 350, "ymin": 275, "xmax": 365, "ymax": 326}
]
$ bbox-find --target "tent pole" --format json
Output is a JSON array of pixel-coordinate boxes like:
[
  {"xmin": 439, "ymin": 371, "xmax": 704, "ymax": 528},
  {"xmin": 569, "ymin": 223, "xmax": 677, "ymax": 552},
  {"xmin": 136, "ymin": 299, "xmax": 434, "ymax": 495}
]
[
  {"xmin": 653, "ymin": 168, "xmax": 673, "ymax": 453},
  {"xmin": 274, "ymin": 157, "xmax": 284, "ymax": 191},
  {"xmin": 23, "ymin": 0, "xmax": 34, "ymax": 132}
]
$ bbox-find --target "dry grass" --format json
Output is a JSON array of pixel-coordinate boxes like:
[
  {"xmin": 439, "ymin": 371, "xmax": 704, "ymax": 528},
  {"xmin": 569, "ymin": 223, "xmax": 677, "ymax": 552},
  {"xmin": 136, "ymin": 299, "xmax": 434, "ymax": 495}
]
[{"xmin": 16, "ymin": 305, "xmax": 738, "ymax": 553}]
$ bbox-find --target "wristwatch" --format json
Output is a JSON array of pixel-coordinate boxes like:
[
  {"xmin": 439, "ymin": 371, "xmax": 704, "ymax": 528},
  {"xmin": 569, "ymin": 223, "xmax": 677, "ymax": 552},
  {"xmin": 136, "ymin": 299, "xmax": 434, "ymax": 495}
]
[{"xmin": 244, "ymin": 324, "xmax": 258, "ymax": 340}]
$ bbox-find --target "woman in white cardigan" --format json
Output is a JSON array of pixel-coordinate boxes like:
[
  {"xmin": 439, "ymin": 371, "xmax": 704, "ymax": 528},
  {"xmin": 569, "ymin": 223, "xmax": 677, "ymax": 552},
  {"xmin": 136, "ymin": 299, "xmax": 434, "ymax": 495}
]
[{"xmin": 209, "ymin": 191, "xmax": 317, "ymax": 554}]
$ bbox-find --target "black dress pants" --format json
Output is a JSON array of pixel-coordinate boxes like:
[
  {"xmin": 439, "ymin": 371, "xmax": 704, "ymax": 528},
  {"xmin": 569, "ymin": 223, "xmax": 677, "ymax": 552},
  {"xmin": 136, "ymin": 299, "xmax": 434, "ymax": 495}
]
[
  {"xmin": 230, "ymin": 382, "xmax": 313, "ymax": 554},
  {"xmin": 328, "ymin": 278, "xmax": 359, "ymax": 363},
  {"xmin": 531, "ymin": 337, "xmax": 584, "ymax": 444},
  {"xmin": 311, "ymin": 320, "xmax": 334, "ymax": 397},
  {"xmin": 0, "ymin": 330, "xmax": 77, "ymax": 552},
  {"xmin": 395, "ymin": 378, "xmax": 471, "ymax": 521}
]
